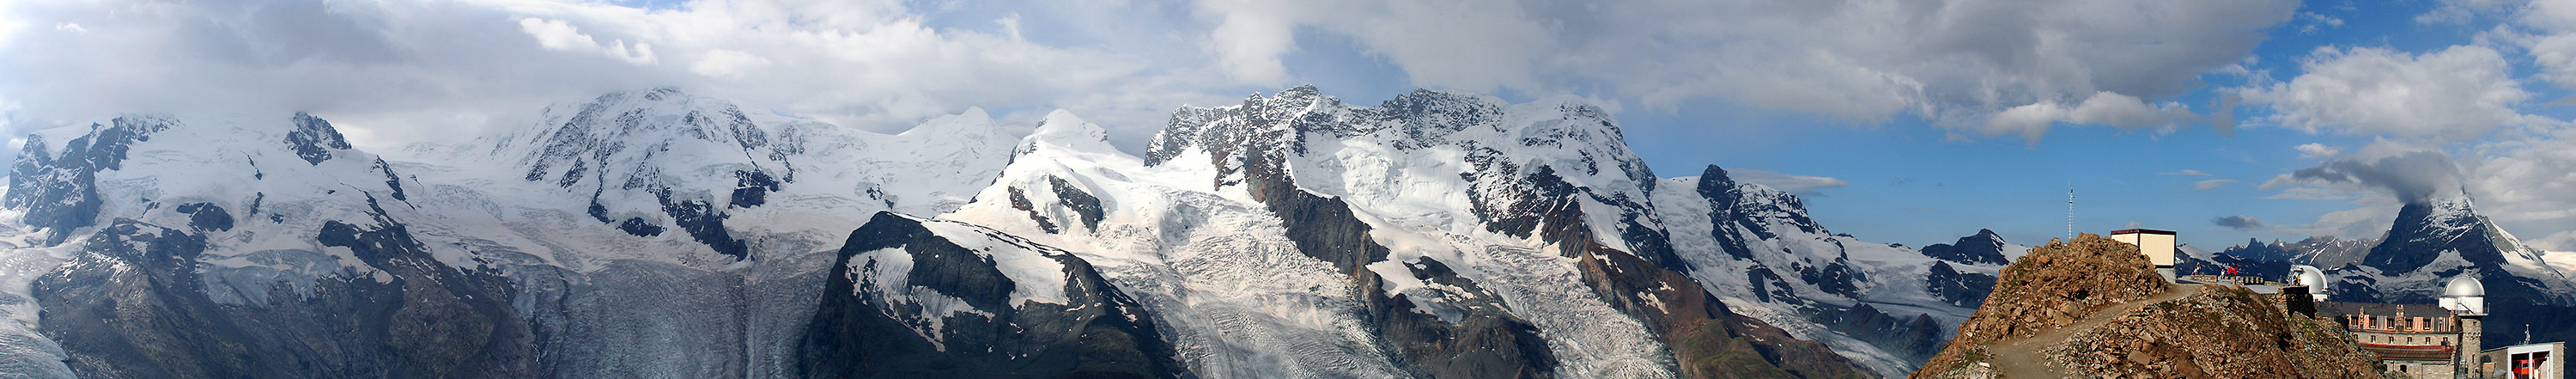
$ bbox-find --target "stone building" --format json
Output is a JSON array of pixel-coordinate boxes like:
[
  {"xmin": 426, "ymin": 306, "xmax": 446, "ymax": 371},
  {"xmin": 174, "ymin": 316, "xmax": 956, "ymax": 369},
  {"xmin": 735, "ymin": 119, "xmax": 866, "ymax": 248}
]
[{"xmin": 2314, "ymin": 276, "xmax": 2490, "ymax": 379}]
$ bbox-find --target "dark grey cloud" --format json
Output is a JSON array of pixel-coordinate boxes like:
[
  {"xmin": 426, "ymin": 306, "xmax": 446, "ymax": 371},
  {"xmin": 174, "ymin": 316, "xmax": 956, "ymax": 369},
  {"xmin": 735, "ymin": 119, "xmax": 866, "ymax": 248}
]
[
  {"xmin": 2214, "ymin": 215, "xmax": 2264, "ymax": 229},
  {"xmin": 2211, "ymin": 93, "xmax": 2239, "ymax": 138},
  {"xmin": 2289, "ymin": 150, "xmax": 2465, "ymax": 204}
]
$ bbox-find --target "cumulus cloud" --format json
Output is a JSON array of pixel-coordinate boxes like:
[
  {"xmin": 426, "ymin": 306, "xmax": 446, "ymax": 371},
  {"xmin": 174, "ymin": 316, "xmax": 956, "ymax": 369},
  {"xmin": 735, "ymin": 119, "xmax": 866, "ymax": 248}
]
[
  {"xmin": 2193, "ymin": 179, "xmax": 2238, "ymax": 190},
  {"xmin": 2482, "ymin": 0, "xmax": 2576, "ymax": 92},
  {"xmin": 2461, "ymin": 126, "xmax": 2576, "ymax": 223},
  {"xmin": 517, "ymin": 17, "xmax": 655, "ymax": 64},
  {"xmin": 2237, "ymin": 46, "xmax": 2537, "ymax": 140},
  {"xmin": 1728, "ymin": 168, "xmax": 1851, "ymax": 196},
  {"xmin": 1195, "ymin": 0, "xmax": 2298, "ymax": 141},
  {"xmin": 2214, "ymin": 215, "xmax": 2265, "ymax": 229},
  {"xmin": 1981, "ymin": 92, "xmax": 2196, "ymax": 140}
]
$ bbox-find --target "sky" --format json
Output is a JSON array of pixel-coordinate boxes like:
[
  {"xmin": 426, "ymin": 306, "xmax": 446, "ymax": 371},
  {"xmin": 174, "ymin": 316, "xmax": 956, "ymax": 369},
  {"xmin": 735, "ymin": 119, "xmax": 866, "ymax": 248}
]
[{"xmin": 4, "ymin": 0, "xmax": 2576, "ymax": 252}]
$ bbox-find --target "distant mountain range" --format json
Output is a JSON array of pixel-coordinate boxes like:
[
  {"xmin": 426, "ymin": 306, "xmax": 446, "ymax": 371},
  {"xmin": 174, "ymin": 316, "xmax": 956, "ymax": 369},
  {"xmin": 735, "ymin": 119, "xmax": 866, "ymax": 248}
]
[
  {"xmin": 14, "ymin": 85, "xmax": 2571, "ymax": 378},
  {"xmin": 2177, "ymin": 191, "xmax": 2576, "ymax": 356},
  {"xmin": 0, "ymin": 86, "xmax": 2114, "ymax": 378}
]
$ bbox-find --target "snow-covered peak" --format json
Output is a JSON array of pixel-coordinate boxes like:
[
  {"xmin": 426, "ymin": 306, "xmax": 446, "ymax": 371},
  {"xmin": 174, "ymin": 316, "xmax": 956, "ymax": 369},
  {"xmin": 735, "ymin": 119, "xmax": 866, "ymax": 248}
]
[
  {"xmin": 413, "ymin": 89, "xmax": 1019, "ymax": 260},
  {"xmin": 4, "ymin": 113, "xmax": 423, "ymax": 303},
  {"xmin": 896, "ymin": 107, "xmax": 1007, "ymax": 141},
  {"xmin": 1696, "ymin": 165, "xmax": 1826, "ymax": 237},
  {"xmin": 1136, "ymin": 86, "xmax": 1666, "ymax": 258},
  {"xmin": 495, "ymin": 88, "xmax": 776, "ymax": 191},
  {"xmin": 1018, "ymin": 110, "xmax": 1115, "ymax": 156}
]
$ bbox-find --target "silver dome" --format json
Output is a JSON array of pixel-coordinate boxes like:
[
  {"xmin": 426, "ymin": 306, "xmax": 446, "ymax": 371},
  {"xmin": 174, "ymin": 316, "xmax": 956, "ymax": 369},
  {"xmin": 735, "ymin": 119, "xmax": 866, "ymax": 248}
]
[
  {"xmin": 2292, "ymin": 266, "xmax": 2327, "ymax": 289},
  {"xmin": 2444, "ymin": 276, "xmax": 2486, "ymax": 297}
]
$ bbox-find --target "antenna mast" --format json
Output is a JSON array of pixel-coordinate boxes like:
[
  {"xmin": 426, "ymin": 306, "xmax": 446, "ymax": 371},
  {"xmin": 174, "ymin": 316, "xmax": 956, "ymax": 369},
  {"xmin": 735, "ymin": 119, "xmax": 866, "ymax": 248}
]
[{"xmin": 2067, "ymin": 186, "xmax": 2075, "ymax": 241}]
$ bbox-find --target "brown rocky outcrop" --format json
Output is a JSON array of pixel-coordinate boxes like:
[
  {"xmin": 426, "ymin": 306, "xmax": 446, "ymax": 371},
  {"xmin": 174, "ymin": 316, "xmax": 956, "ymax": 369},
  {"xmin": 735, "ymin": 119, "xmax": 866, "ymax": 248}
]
[
  {"xmin": 1911, "ymin": 234, "xmax": 2382, "ymax": 378},
  {"xmin": 2043, "ymin": 285, "xmax": 2382, "ymax": 378},
  {"xmin": 1946, "ymin": 234, "xmax": 2172, "ymax": 345}
]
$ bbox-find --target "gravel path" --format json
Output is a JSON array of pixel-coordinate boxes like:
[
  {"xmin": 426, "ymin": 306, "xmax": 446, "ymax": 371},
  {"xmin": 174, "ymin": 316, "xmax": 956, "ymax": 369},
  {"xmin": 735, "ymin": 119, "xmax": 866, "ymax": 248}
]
[{"xmin": 1985, "ymin": 284, "xmax": 2197, "ymax": 378}]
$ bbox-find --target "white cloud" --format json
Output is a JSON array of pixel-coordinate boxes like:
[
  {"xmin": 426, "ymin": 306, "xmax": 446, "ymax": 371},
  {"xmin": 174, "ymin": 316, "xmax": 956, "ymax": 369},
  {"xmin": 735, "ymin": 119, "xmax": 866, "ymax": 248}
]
[
  {"xmin": 1191, "ymin": 0, "xmax": 2298, "ymax": 141},
  {"xmin": 1200, "ymin": 0, "xmax": 1552, "ymax": 89},
  {"xmin": 51, "ymin": 22, "xmax": 80, "ymax": 34},
  {"xmin": 2238, "ymin": 46, "xmax": 2536, "ymax": 140},
  {"xmin": 2417, "ymin": 0, "xmax": 2518, "ymax": 24},
  {"xmin": 2296, "ymin": 12, "xmax": 2344, "ymax": 34},
  {"xmin": 517, "ymin": 17, "xmax": 655, "ymax": 64},
  {"xmin": 2532, "ymin": 230, "xmax": 2576, "ymax": 251},
  {"xmin": 2159, "ymin": 169, "xmax": 2213, "ymax": 176},
  {"xmin": 2193, "ymin": 179, "xmax": 2238, "ymax": 190},
  {"xmin": 1728, "ymin": 168, "xmax": 1850, "ymax": 196},
  {"xmin": 1981, "ymin": 92, "xmax": 2195, "ymax": 141},
  {"xmin": 2483, "ymin": 0, "xmax": 2576, "ymax": 91},
  {"xmin": 2295, "ymin": 143, "xmax": 2342, "ymax": 159},
  {"xmin": 690, "ymin": 49, "xmax": 770, "ymax": 78},
  {"xmin": 2463, "ymin": 126, "xmax": 2576, "ymax": 223},
  {"xmin": 0, "ymin": 0, "xmax": 2311, "ymax": 153},
  {"xmin": 0, "ymin": 0, "xmax": 1241, "ymax": 151}
]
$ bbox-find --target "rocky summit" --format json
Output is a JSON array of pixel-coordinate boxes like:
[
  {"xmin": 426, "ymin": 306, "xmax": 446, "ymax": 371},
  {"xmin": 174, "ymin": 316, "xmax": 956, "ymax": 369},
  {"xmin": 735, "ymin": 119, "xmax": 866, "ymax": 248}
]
[{"xmin": 1911, "ymin": 234, "xmax": 2381, "ymax": 379}]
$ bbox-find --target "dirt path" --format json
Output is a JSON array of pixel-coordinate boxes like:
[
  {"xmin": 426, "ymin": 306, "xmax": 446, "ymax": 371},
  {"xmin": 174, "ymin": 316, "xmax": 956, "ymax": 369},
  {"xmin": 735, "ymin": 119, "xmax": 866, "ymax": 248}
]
[{"xmin": 1985, "ymin": 284, "xmax": 2199, "ymax": 378}]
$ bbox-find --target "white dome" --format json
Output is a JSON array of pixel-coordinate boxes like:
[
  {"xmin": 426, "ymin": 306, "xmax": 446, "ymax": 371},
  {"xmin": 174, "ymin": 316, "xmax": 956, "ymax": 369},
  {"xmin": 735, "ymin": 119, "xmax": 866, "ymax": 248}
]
[
  {"xmin": 2444, "ymin": 276, "xmax": 2486, "ymax": 297},
  {"xmin": 2293, "ymin": 266, "xmax": 2327, "ymax": 290}
]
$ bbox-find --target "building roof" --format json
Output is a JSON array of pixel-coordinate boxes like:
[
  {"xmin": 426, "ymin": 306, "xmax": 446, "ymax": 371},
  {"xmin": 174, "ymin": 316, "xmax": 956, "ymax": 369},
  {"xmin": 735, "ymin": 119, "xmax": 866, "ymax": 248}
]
[
  {"xmin": 2359, "ymin": 343, "xmax": 2458, "ymax": 362},
  {"xmin": 2482, "ymin": 342, "xmax": 2567, "ymax": 355},
  {"xmin": 2110, "ymin": 229, "xmax": 2177, "ymax": 235},
  {"xmin": 2320, "ymin": 302, "xmax": 2451, "ymax": 320}
]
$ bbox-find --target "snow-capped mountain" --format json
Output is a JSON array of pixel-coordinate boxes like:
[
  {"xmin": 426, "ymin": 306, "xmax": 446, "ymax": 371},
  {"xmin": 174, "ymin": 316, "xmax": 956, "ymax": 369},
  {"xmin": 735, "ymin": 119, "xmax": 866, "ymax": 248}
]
[
  {"xmin": 2316, "ymin": 194, "xmax": 2574, "ymax": 305},
  {"xmin": 2, "ymin": 113, "xmax": 537, "ymax": 377},
  {"xmin": 0, "ymin": 86, "xmax": 2026, "ymax": 378},
  {"xmin": 2208, "ymin": 191, "xmax": 2576, "ymax": 351},
  {"xmin": 1653, "ymin": 167, "xmax": 2007, "ymax": 372}
]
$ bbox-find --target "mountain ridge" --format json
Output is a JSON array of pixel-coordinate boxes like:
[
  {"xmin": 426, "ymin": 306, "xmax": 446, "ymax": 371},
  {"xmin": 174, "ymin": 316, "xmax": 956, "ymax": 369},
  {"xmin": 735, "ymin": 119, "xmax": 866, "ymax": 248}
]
[{"xmin": 0, "ymin": 86, "xmax": 2027, "ymax": 378}]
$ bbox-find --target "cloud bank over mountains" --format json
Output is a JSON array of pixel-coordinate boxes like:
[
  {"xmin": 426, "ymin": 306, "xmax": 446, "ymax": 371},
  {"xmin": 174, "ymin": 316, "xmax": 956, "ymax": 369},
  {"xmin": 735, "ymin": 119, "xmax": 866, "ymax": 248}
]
[
  {"xmin": 9, "ymin": 0, "xmax": 2576, "ymax": 250},
  {"xmin": 0, "ymin": 0, "xmax": 2305, "ymax": 149}
]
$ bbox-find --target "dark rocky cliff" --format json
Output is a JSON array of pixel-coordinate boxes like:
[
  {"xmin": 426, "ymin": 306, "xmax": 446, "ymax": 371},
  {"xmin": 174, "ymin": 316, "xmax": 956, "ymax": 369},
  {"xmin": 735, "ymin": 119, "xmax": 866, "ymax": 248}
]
[{"xmin": 797, "ymin": 212, "xmax": 1185, "ymax": 379}]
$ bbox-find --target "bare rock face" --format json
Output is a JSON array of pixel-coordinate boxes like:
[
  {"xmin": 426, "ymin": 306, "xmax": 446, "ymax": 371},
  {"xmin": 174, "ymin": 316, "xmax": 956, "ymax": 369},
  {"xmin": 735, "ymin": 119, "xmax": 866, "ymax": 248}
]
[{"xmin": 2045, "ymin": 285, "xmax": 2381, "ymax": 378}]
